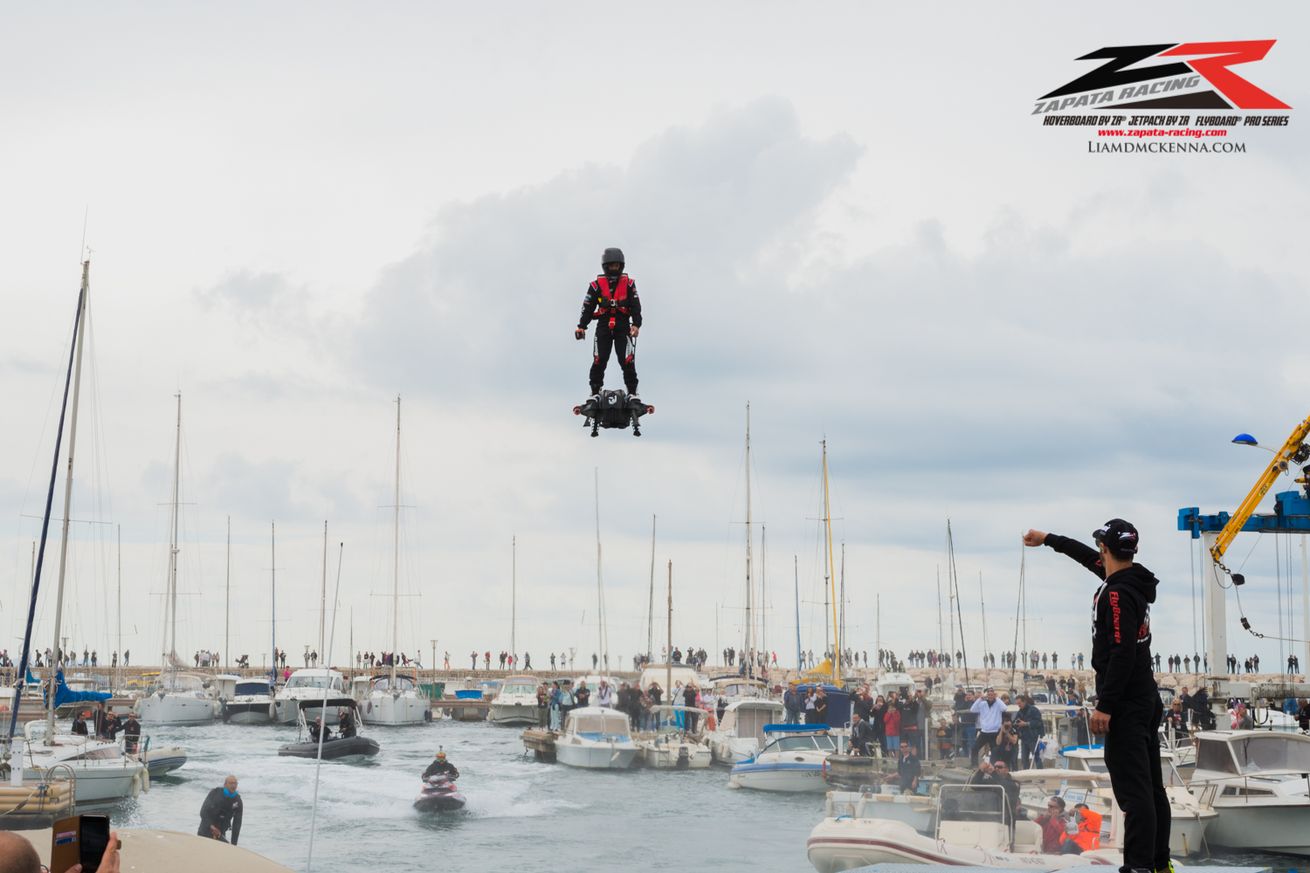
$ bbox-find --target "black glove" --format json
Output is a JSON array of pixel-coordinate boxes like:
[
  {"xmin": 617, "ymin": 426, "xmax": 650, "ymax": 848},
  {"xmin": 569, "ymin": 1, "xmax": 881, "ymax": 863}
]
[{"xmin": 575, "ymin": 327, "xmax": 585, "ymax": 340}]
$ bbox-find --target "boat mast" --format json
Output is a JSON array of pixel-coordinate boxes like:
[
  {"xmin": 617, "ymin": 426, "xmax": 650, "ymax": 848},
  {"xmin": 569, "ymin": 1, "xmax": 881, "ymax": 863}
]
[
  {"xmin": 225, "ymin": 516, "xmax": 230, "ymax": 671},
  {"xmin": 839, "ymin": 542, "xmax": 846, "ymax": 668},
  {"xmin": 666, "ymin": 560, "xmax": 672, "ymax": 697},
  {"xmin": 760, "ymin": 525, "xmax": 767, "ymax": 670},
  {"xmin": 978, "ymin": 570, "xmax": 989, "ymax": 663},
  {"xmin": 166, "ymin": 393, "xmax": 182, "ymax": 676},
  {"xmin": 511, "ymin": 535, "xmax": 517, "ymax": 659},
  {"xmin": 647, "ymin": 515, "xmax": 656, "ymax": 662},
  {"xmin": 391, "ymin": 396, "xmax": 401, "ymax": 685},
  {"xmin": 594, "ymin": 468, "xmax": 608, "ymax": 668},
  {"xmin": 822, "ymin": 440, "xmax": 840, "ymax": 684},
  {"xmin": 116, "ymin": 525, "xmax": 122, "ymax": 691},
  {"xmin": 793, "ymin": 555, "xmax": 802, "ymax": 671},
  {"xmin": 744, "ymin": 402, "xmax": 754, "ymax": 675},
  {"xmin": 271, "ymin": 521, "xmax": 277, "ymax": 683},
  {"xmin": 45, "ymin": 260, "xmax": 90, "ymax": 735},
  {"xmin": 319, "ymin": 520, "xmax": 327, "ymax": 660}
]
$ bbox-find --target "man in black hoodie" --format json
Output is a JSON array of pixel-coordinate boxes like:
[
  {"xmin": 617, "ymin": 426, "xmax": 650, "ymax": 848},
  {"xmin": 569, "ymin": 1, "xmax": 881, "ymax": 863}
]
[{"xmin": 1024, "ymin": 519, "xmax": 1170, "ymax": 873}]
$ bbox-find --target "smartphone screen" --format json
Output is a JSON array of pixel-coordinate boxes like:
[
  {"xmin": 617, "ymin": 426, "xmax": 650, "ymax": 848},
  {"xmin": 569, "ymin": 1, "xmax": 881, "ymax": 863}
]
[{"xmin": 78, "ymin": 814, "xmax": 111, "ymax": 872}]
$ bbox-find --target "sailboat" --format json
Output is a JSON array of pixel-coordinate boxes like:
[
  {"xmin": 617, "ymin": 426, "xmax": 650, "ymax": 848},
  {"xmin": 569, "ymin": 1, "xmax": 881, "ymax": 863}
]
[
  {"xmin": 489, "ymin": 538, "xmax": 539, "ymax": 727},
  {"xmin": 11, "ymin": 260, "xmax": 147, "ymax": 802},
  {"xmin": 636, "ymin": 562, "xmax": 713, "ymax": 769},
  {"xmin": 358, "ymin": 396, "xmax": 430, "ymax": 726},
  {"xmin": 137, "ymin": 394, "xmax": 217, "ymax": 725}
]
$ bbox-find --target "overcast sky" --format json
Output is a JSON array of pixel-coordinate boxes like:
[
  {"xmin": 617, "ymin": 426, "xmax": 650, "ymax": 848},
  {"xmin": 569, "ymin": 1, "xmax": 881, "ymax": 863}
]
[{"xmin": 3, "ymin": 3, "xmax": 1308, "ymax": 674}]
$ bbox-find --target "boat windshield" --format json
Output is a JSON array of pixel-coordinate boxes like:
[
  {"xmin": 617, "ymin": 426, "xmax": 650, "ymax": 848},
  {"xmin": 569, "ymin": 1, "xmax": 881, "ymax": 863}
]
[
  {"xmin": 372, "ymin": 676, "xmax": 416, "ymax": 692},
  {"xmin": 501, "ymin": 683, "xmax": 537, "ymax": 696},
  {"xmin": 770, "ymin": 734, "xmax": 836, "ymax": 752},
  {"xmin": 234, "ymin": 681, "xmax": 271, "ymax": 696},
  {"xmin": 286, "ymin": 675, "xmax": 342, "ymax": 691},
  {"xmin": 1234, "ymin": 735, "xmax": 1310, "ymax": 774},
  {"xmin": 1195, "ymin": 738, "xmax": 1239, "ymax": 774},
  {"xmin": 571, "ymin": 713, "xmax": 629, "ymax": 736}
]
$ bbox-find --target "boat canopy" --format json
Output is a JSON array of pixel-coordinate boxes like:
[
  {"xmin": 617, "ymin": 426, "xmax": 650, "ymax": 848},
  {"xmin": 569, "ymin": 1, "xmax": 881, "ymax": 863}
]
[
  {"xmin": 296, "ymin": 696, "xmax": 357, "ymax": 711},
  {"xmin": 1229, "ymin": 732, "xmax": 1310, "ymax": 774},
  {"xmin": 720, "ymin": 700, "xmax": 783, "ymax": 739},
  {"xmin": 567, "ymin": 709, "xmax": 630, "ymax": 737}
]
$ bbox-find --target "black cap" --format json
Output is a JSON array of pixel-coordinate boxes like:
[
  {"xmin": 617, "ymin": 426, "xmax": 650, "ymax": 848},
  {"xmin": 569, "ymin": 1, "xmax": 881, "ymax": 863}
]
[{"xmin": 1093, "ymin": 518, "xmax": 1139, "ymax": 559}]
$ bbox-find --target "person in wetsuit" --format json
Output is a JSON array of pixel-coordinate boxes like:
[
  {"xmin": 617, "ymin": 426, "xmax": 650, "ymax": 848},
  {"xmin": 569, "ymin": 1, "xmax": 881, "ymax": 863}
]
[
  {"xmin": 198, "ymin": 775, "xmax": 243, "ymax": 845},
  {"xmin": 308, "ymin": 715, "xmax": 332, "ymax": 744},
  {"xmin": 337, "ymin": 707, "xmax": 357, "ymax": 738},
  {"xmin": 422, "ymin": 750, "xmax": 459, "ymax": 781},
  {"xmin": 575, "ymin": 247, "xmax": 643, "ymax": 398}
]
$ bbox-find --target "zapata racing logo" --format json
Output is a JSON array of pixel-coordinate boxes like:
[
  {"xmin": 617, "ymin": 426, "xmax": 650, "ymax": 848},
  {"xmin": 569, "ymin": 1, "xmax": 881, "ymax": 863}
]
[{"xmin": 1034, "ymin": 41, "xmax": 1290, "ymax": 115}]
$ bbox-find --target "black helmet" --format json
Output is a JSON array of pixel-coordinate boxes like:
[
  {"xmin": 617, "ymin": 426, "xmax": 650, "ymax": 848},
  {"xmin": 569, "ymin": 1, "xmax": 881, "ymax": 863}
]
[{"xmin": 601, "ymin": 247, "xmax": 625, "ymax": 269}]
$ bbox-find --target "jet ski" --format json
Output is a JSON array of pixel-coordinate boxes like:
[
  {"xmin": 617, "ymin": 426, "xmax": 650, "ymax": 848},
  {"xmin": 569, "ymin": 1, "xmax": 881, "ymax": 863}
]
[{"xmin": 413, "ymin": 775, "xmax": 466, "ymax": 812}]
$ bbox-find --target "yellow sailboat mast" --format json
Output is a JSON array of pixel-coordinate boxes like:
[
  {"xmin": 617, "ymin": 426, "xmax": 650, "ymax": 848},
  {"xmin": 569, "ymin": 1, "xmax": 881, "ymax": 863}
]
[{"xmin": 822, "ymin": 440, "xmax": 840, "ymax": 685}]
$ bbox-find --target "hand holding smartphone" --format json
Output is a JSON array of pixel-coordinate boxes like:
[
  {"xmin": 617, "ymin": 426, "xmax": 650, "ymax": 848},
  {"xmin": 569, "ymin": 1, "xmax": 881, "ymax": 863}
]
[{"xmin": 50, "ymin": 815, "xmax": 119, "ymax": 873}]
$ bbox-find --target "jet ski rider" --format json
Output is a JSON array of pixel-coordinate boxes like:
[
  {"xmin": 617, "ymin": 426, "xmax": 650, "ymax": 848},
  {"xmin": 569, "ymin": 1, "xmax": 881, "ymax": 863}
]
[{"xmin": 422, "ymin": 749, "xmax": 459, "ymax": 781}]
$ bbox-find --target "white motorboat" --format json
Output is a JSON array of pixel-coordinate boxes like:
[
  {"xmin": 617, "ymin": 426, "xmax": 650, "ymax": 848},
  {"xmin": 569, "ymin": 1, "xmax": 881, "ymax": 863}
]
[
  {"xmin": 728, "ymin": 725, "xmax": 837, "ymax": 792},
  {"xmin": 806, "ymin": 783, "xmax": 1122, "ymax": 872},
  {"xmin": 274, "ymin": 668, "xmax": 346, "ymax": 724},
  {"xmin": 707, "ymin": 698, "xmax": 785, "ymax": 765},
  {"xmin": 635, "ymin": 705, "xmax": 713, "ymax": 769},
  {"xmin": 555, "ymin": 706, "xmax": 639, "ymax": 770},
  {"xmin": 1187, "ymin": 729, "xmax": 1310, "ymax": 856},
  {"xmin": 356, "ymin": 673, "xmax": 431, "ymax": 726},
  {"xmin": 1052, "ymin": 746, "xmax": 1216, "ymax": 856},
  {"xmin": 822, "ymin": 788, "xmax": 936, "ymax": 835},
  {"xmin": 221, "ymin": 677, "xmax": 276, "ymax": 725},
  {"xmin": 136, "ymin": 671, "xmax": 217, "ymax": 726},
  {"xmin": 18, "ymin": 719, "xmax": 148, "ymax": 804},
  {"xmin": 488, "ymin": 675, "xmax": 541, "ymax": 727}
]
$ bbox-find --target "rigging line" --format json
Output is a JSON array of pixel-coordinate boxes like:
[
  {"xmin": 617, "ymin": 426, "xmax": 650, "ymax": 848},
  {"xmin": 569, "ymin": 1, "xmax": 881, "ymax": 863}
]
[
  {"xmin": 1009, "ymin": 543, "xmax": 1024, "ymax": 691},
  {"xmin": 6, "ymin": 276, "xmax": 83, "ymax": 744},
  {"xmin": 306, "ymin": 542, "xmax": 346, "ymax": 873}
]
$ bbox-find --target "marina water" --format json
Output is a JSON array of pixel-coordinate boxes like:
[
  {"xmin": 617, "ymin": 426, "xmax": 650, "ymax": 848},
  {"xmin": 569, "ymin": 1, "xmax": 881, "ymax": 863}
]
[{"xmin": 103, "ymin": 720, "xmax": 1297, "ymax": 872}]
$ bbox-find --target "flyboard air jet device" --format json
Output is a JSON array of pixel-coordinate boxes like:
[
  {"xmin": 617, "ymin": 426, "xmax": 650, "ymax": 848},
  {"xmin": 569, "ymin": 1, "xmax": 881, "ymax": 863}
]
[{"xmin": 574, "ymin": 389, "xmax": 654, "ymax": 438}]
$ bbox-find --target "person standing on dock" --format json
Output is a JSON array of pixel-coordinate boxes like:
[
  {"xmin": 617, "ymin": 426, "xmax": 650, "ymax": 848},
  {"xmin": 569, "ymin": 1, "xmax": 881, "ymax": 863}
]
[{"xmin": 1024, "ymin": 520, "xmax": 1170, "ymax": 873}]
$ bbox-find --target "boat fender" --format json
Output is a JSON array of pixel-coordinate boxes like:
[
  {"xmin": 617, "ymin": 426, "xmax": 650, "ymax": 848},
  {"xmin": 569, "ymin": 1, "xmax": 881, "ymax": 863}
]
[
  {"xmin": 141, "ymin": 766, "xmax": 150, "ymax": 793},
  {"xmin": 367, "ymin": 701, "xmax": 373, "ymax": 714},
  {"xmin": 130, "ymin": 771, "xmax": 141, "ymax": 798},
  {"xmin": 424, "ymin": 708, "xmax": 433, "ymax": 722}
]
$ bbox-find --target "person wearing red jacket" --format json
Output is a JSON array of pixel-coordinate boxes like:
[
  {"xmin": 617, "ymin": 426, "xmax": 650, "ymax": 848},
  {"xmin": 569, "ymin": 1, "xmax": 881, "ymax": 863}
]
[{"xmin": 575, "ymin": 247, "xmax": 643, "ymax": 398}]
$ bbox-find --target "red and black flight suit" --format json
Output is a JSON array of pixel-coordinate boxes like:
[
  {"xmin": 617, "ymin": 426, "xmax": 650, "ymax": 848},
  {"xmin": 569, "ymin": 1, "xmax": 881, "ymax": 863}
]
[{"xmin": 578, "ymin": 273, "xmax": 642, "ymax": 395}]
